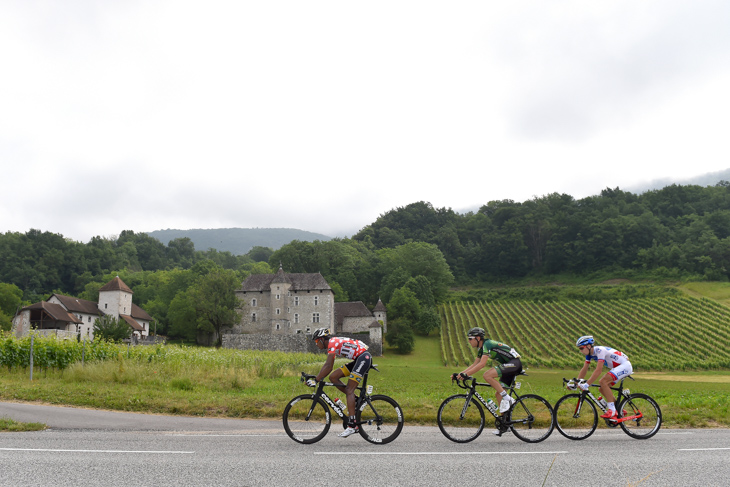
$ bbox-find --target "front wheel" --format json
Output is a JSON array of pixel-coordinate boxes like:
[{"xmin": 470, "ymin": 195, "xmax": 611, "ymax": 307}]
[
  {"xmin": 508, "ymin": 394, "xmax": 555, "ymax": 443},
  {"xmin": 553, "ymin": 393, "xmax": 598, "ymax": 440},
  {"xmin": 283, "ymin": 394, "xmax": 331, "ymax": 444},
  {"xmin": 437, "ymin": 394, "xmax": 485, "ymax": 443},
  {"xmin": 357, "ymin": 394, "xmax": 404, "ymax": 444},
  {"xmin": 619, "ymin": 393, "xmax": 662, "ymax": 439}
]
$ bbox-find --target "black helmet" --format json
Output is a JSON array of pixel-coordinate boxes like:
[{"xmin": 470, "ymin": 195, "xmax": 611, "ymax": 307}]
[
  {"xmin": 467, "ymin": 327, "xmax": 485, "ymax": 338},
  {"xmin": 312, "ymin": 328, "xmax": 331, "ymax": 341}
]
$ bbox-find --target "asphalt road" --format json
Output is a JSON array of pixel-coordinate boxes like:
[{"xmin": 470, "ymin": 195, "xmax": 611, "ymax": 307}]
[{"xmin": 1, "ymin": 401, "xmax": 729, "ymax": 486}]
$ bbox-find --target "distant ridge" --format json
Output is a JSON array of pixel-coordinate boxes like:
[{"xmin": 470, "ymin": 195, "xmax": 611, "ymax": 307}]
[{"xmin": 146, "ymin": 227, "xmax": 332, "ymax": 255}]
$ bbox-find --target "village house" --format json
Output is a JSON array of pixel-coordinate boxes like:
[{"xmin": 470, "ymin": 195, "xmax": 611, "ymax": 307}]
[
  {"xmin": 234, "ymin": 264, "xmax": 386, "ymax": 336},
  {"xmin": 11, "ymin": 276, "xmax": 155, "ymax": 341}
]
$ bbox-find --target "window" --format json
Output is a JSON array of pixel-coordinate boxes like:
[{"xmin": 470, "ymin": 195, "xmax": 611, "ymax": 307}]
[
  {"xmin": 105, "ymin": 304, "xmax": 108, "ymax": 309},
  {"xmin": 252, "ymin": 313, "xmax": 257, "ymax": 322},
  {"xmin": 287, "ymin": 307, "xmax": 290, "ymax": 313},
  {"xmin": 294, "ymin": 297, "xmax": 299, "ymax": 306},
  {"xmin": 314, "ymin": 296, "xmax": 319, "ymax": 306},
  {"xmin": 88, "ymin": 316, "xmax": 91, "ymax": 322},
  {"xmin": 276, "ymin": 294, "xmax": 280, "ymax": 300},
  {"xmin": 294, "ymin": 314, "xmax": 299, "ymax": 323},
  {"xmin": 276, "ymin": 308, "xmax": 281, "ymax": 315},
  {"xmin": 252, "ymin": 298, "xmax": 257, "ymax": 307},
  {"xmin": 312, "ymin": 313, "xmax": 320, "ymax": 323},
  {"xmin": 276, "ymin": 324, "xmax": 280, "ymax": 330}
]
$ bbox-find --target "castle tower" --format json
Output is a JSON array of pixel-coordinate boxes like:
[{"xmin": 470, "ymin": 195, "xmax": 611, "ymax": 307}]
[{"xmin": 98, "ymin": 276, "xmax": 134, "ymax": 318}]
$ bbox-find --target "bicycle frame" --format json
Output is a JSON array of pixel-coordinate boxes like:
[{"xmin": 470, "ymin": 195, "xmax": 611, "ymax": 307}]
[
  {"xmin": 301, "ymin": 365, "xmax": 379, "ymax": 427},
  {"xmin": 565, "ymin": 376, "xmax": 643, "ymax": 424},
  {"xmin": 454, "ymin": 375, "xmax": 524, "ymax": 428}
]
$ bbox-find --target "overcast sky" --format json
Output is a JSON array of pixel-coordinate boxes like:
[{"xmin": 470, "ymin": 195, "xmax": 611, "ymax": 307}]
[{"xmin": 2, "ymin": 1, "xmax": 729, "ymax": 243}]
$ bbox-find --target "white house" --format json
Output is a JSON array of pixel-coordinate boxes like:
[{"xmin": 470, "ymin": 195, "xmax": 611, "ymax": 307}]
[{"xmin": 11, "ymin": 276, "xmax": 154, "ymax": 340}]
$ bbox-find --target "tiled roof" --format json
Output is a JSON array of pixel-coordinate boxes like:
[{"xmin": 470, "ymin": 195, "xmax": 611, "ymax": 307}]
[
  {"xmin": 334, "ymin": 301, "xmax": 373, "ymax": 328},
  {"xmin": 120, "ymin": 314, "xmax": 144, "ymax": 331},
  {"xmin": 51, "ymin": 294, "xmax": 101, "ymax": 315},
  {"xmin": 131, "ymin": 303, "xmax": 153, "ymax": 321},
  {"xmin": 23, "ymin": 302, "xmax": 82, "ymax": 324},
  {"xmin": 373, "ymin": 299, "xmax": 387, "ymax": 312},
  {"xmin": 240, "ymin": 271, "xmax": 332, "ymax": 292},
  {"xmin": 99, "ymin": 276, "xmax": 134, "ymax": 294}
]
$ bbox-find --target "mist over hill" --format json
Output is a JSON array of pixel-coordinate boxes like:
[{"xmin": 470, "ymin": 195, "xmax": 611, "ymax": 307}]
[{"xmin": 146, "ymin": 228, "xmax": 332, "ymax": 255}]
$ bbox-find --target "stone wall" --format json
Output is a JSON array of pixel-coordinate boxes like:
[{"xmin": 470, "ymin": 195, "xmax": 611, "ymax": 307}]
[{"xmin": 222, "ymin": 330, "xmax": 382, "ymax": 356}]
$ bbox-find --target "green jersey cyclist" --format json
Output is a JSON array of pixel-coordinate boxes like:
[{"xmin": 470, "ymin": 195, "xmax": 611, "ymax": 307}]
[{"xmin": 452, "ymin": 327, "xmax": 522, "ymax": 419}]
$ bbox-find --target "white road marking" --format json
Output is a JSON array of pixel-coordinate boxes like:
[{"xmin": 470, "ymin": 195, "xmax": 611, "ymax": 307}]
[
  {"xmin": 0, "ymin": 448, "xmax": 194, "ymax": 454},
  {"xmin": 167, "ymin": 433, "xmax": 285, "ymax": 437},
  {"xmin": 315, "ymin": 451, "xmax": 568, "ymax": 455},
  {"xmin": 677, "ymin": 447, "xmax": 730, "ymax": 451}
]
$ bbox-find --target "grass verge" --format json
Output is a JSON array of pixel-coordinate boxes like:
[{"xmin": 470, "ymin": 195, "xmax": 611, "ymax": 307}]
[{"xmin": 0, "ymin": 336, "xmax": 728, "ymax": 427}]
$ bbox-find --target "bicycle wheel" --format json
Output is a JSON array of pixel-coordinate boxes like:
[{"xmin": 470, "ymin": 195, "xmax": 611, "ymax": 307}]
[
  {"xmin": 282, "ymin": 394, "xmax": 331, "ymax": 444},
  {"xmin": 357, "ymin": 394, "xmax": 404, "ymax": 444},
  {"xmin": 508, "ymin": 394, "xmax": 555, "ymax": 443},
  {"xmin": 618, "ymin": 393, "xmax": 662, "ymax": 439},
  {"xmin": 437, "ymin": 394, "xmax": 485, "ymax": 443},
  {"xmin": 554, "ymin": 393, "xmax": 598, "ymax": 440}
]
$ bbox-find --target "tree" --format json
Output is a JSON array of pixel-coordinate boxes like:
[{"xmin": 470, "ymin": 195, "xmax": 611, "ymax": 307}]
[
  {"xmin": 0, "ymin": 282, "xmax": 24, "ymax": 332},
  {"xmin": 189, "ymin": 267, "xmax": 242, "ymax": 347},
  {"xmin": 385, "ymin": 318, "xmax": 415, "ymax": 354},
  {"xmin": 93, "ymin": 315, "xmax": 132, "ymax": 342},
  {"xmin": 167, "ymin": 290, "xmax": 198, "ymax": 341}
]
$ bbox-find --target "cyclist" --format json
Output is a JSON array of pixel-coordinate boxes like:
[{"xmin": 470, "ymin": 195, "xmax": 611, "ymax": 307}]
[
  {"xmin": 568, "ymin": 335, "xmax": 633, "ymax": 421},
  {"xmin": 452, "ymin": 327, "xmax": 522, "ymax": 417},
  {"xmin": 308, "ymin": 327, "xmax": 372, "ymax": 438}
]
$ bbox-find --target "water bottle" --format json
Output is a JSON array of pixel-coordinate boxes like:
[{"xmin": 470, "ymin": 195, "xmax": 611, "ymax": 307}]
[
  {"xmin": 334, "ymin": 398, "xmax": 346, "ymax": 411},
  {"xmin": 486, "ymin": 399, "xmax": 498, "ymax": 414},
  {"xmin": 598, "ymin": 396, "xmax": 607, "ymax": 409}
]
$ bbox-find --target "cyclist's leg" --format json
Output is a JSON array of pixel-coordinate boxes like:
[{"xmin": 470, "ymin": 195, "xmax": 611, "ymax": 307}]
[
  {"xmin": 345, "ymin": 352, "xmax": 372, "ymax": 413},
  {"xmin": 330, "ymin": 361, "xmax": 354, "ymax": 394}
]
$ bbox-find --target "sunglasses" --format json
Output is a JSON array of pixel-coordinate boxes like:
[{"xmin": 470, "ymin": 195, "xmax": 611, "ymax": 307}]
[
  {"xmin": 578, "ymin": 345, "xmax": 589, "ymax": 350},
  {"xmin": 467, "ymin": 336, "xmax": 478, "ymax": 340}
]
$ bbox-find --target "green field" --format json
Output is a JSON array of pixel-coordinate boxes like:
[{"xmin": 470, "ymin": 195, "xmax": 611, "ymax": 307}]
[{"xmin": 1, "ymin": 334, "xmax": 728, "ymax": 429}]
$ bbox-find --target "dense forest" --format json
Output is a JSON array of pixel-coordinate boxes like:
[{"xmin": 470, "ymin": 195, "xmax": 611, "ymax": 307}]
[{"xmin": 3, "ymin": 182, "xmax": 730, "ymax": 340}]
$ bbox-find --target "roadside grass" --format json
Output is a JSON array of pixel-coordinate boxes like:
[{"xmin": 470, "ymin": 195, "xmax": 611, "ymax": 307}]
[
  {"xmin": 1, "ymin": 336, "xmax": 728, "ymax": 427},
  {"xmin": 0, "ymin": 417, "xmax": 46, "ymax": 432}
]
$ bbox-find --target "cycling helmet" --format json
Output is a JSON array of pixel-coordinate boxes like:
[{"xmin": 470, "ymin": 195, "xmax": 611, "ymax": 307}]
[
  {"xmin": 467, "ymin": 327, "xmax": 485, "ymax": 338},
  {"xmin": 312, "ymin": 328, "xmax": 331, "ymax": 342},
  {"xmin": 576, "ymin": 335, "xmax": 594, "ymax": 347}
]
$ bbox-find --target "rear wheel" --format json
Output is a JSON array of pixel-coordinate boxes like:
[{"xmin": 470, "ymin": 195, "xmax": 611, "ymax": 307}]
[
  {"xmin": 619, "ymin": 393, "xmax": 662, "ymax": 439},
  {"xmin": 282, "ymin": 395, "xmax": 331, "ymax": 444},
  {"xmin": 508, "ymin": 394, "xmax": 555, "ymax": 443},
  {"xmin": 357, "ymin": 394, "xmax": 404, "ymax": 444},
  {"xmin": 554, "ymin": 393, "xmax": 598, "ymax": 440},
  {"xmin": 437, "ymin": 394, "xmax": 485, "ymax": 443}
]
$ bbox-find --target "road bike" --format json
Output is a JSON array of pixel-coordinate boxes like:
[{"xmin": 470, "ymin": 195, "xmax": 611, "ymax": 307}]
[
  {"xmin": 553, "ymin": 376, "xmax": 662, "ymax": 440},
  {"xmin": 437, "ymin": 372, "xmax": 554, "ymax": 443},
  {"xmin": 282, "ymin": 365, "xmax": 403, "ymax": 444}
]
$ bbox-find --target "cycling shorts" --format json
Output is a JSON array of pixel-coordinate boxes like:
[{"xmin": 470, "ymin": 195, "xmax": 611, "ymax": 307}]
[
  {"xmin": 495, "ymin": 358, "xmax": 522, "ymax": 387},
  {"xmin": 338, "ymin": 352, "xmax": 373, "ymax": 384},
  {"xmin": 606, "ymin": 361, "xmax": 633, "ymax": 385}
]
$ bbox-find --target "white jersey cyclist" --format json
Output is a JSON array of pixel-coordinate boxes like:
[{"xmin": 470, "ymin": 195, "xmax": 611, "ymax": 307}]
[{"xmin": 584, "ymin": 346, "xmax": 633, "ymax": 382}]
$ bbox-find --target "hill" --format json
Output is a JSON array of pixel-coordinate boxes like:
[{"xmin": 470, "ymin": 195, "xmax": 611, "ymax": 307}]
[{"xmin": 146, "ymin": 227, "xmax": 332, "ymax": 255}]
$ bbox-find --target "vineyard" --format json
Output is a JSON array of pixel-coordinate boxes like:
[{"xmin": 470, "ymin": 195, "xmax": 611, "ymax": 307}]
[{"xmin": 439, "ymin": 296, "xmax": 730, "ymax": 370}]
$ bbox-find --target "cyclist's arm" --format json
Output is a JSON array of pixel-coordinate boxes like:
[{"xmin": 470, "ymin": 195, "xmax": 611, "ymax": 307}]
[
  {"xmin": 585, "ymin": 360, "xmax": 604, "ymax": 384},
  {"xmin": 576, "ymin": 361, "xmax": 590, "ymax": 381},
  {"xmin": 461, "ymin": 355, "xmax": 489, "ymax": 377},
  {"xmin": 314, "ymin": 353, "xmax": 336, "ymax": 382}
]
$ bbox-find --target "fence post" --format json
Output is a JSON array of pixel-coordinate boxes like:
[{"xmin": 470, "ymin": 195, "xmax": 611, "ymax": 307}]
[
  {"xmin": 82, "ymin": 339, "xmax": 86, "ymax": 366},
  {"xmin": 30, "ymin": 335, "xmax": 34, "ymax": 381}
]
